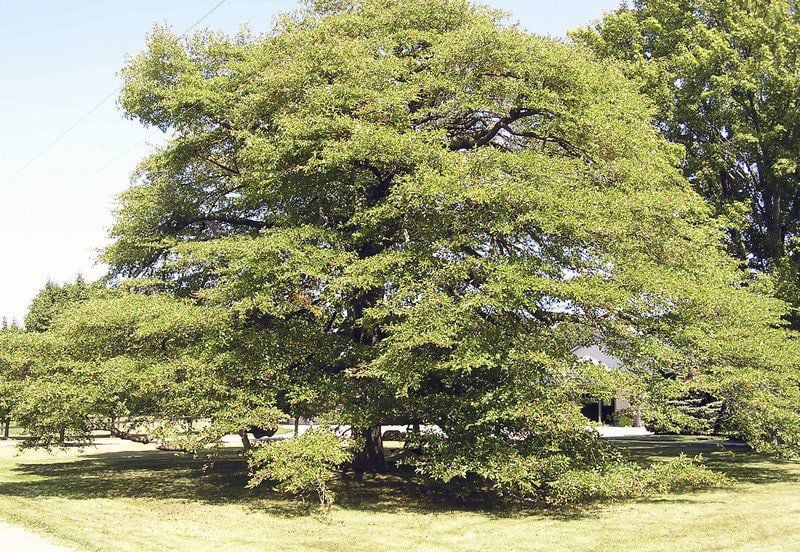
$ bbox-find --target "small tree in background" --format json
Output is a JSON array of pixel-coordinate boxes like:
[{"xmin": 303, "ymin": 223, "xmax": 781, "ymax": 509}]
[{"xmin": 24, "ymin": 276, "xmax": 94, "ymax": 333}]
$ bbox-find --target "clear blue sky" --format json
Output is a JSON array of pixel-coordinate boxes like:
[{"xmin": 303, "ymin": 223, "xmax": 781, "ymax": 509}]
[{"xmin": 0, "ymin": 0, "xmax": 620, "ymax": 323}]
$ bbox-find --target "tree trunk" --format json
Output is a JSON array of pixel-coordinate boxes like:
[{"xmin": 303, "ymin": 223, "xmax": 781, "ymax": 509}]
[
  {"xmin": 407, "ymin": 420, "xmax": 422, "ymax": 453},
  {"xmin": 2, "ymin": 419, "xmax": 9, "ymax": 440},
  {"xmin": 633, "ymin": 408, "xmax": 643, "ymax": 428},
  {"xmin": 352, "ymin": 425, "xmax": 386, "ymax": 473},
  {"xmin": 239, "ymin": 430, "xmax": 251, "ymax": 453},
  {"xmin": 294, "ymin": 416, "xmax": 300, "ymax": 437},
  {"xmin": 771, "ymin": 188, "xmax": 784, "ymax": 259},
  {"xmin": 100, "ymin": 422, "xmax": 151, "ymax": 444}
]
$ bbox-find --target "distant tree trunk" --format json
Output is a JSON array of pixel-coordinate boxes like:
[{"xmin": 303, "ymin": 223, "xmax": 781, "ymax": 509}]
[
  {"xmin": 633, "ymin": 408, "xmax": 643, "ymax": 428},
  {"xmin": 2, "ymin": 419, "xmax": 9, "ymax": 440},
  {"xmin": 58, "ymin": 427, "xmax": 66, "ymax": 444},
  {"xmin": 239, "ymin": 430, "xmax": 251, "ymax": 453},
  {"xmin": 770, "ymin": 187, "xmax": 784, "ymax": 260},
  {"xmin": 294, "ymin": 416, "xmax": 300, "ymax": 437},
  {"xmin": 407, "ymin": 420, "xmax": 422, "ymax": 453},
  {"xmin": 352, "ymin": 424, "xmax": 386, "ymax": 473}
]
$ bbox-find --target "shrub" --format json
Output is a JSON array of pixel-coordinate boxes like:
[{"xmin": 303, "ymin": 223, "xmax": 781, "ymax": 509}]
[
  {"xmin": 247, "ymin": 429, "xmax": 352, "ymax": 509},
  {"xmin": 612, "ymin": 410, "xmax": 633, "ymax": 427},
  {"xmin": 546, "ymin": 454, "xmax": 729, "ymax": 505}
]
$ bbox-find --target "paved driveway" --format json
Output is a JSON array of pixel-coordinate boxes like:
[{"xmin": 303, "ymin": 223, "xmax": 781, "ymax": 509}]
[{"xmin": 0, "ymin": 521, "xmax": 67, "ymax": 551}]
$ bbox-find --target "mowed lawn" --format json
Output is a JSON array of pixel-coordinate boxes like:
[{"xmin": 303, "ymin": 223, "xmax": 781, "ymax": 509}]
[{"xmin": 0, "ymin": 437, "xmax": 796, "ymax": 551}]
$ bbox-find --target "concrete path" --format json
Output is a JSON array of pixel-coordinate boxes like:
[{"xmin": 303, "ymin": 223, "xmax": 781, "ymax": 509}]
[
  {"xmin": 0, "ymin": 521, "xmax": 67, "ymax": 551},
  {"xmin": 595, "ymin": 425, "xmax": 653, "ymax": 438},
  {"xmin": 221, "ymin": 423, "xmax": 653, "ymax": 443}
]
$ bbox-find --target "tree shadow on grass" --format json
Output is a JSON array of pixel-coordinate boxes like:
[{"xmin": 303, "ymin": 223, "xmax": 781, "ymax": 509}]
[
  {"xmin": 0, "ymin": 438, "xmax": 795, "ymax": 520},
  {"xmin": 0, "ymin": 447, "xmax": 472, "ymax": 518},
  {"xmin": 0, "ymin": 449, "xmax": 301, "ymax": 510},
  {"xmin": 613, "ymin": 439, "xmax": 800, "ymax": 485}
]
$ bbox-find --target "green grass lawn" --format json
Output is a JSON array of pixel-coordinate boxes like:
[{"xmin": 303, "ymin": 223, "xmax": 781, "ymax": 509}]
[{"xmin": 0, "ymin": 437, "xmax": 796, "ymax": 551}]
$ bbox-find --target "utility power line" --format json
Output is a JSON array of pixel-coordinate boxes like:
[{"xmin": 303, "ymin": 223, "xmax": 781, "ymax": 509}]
[
  {"xmin": 0, "ymin": 0, "xmax": 230, "ymax": 193},
  {"xmin": 50, "ymin": 133, "xmax": 158, "ymax": 206}
]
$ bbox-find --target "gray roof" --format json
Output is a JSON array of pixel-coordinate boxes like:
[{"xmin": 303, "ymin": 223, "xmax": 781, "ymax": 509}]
[{"xmin": 572, "ymin": 344, "xmax": 623, "ymax": 369}]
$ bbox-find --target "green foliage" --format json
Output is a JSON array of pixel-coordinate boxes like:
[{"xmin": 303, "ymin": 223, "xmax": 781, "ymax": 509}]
[
  {"xmin": 247, "ymin": 429, "xmax": 353, "ymax": 507},
  {"xmin": 573, "ymin": 0, "xmax": 800, "ymax": 309},
  {"xmin": 645, "ymin": 391, "xmax": 724, "ymax": 435},
  {"xmin": 402, "ymin": 415, "xmax": 620, "ymax": 499},
  {"xmin": 547, "ymin": 454, "xmax": 729, "ymax": 506},
  {"xmin": 206, "ymin": 401, "xmax": 284, "ymax": 442},
  {"xmin": 24, "ymin": 276, "xmax": 95, "ymax": 332},
  {"xmin": 3, "ymin": 290, "xmax": 279, "ymax": 447},
  {"xmin": 3, "ymin": 0, "xmax": 799, "ymax": 504}
]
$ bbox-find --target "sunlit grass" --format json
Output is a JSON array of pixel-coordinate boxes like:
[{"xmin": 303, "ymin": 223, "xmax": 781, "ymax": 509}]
[{"xmin": 0, "ymin": 437, "xmax": 796, "ymax": 551}]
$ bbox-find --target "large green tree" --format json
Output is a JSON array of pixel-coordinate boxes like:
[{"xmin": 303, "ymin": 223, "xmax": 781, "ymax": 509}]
[
  {"xmin": 7, "ymin": 0, "xmax": 799, "ymax": 499},
  {"xmin": 574, "ymin": 0, "xmax": 800, "ymax": 309}
]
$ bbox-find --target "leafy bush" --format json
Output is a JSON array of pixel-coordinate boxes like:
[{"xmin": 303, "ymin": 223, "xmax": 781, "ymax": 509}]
[
  {"xmin": 612, "ymin": 410, "xmax": 633, "ymax": 428},
  {"xmin": 546, "ymin": 454, "xmax": 729, "ymax": 505},
  {"xmin": 247, "ymin": 429, "xmax": 352, "ymax": 508},
  {"xmin": 405, "ymin": 429, "xmax": 727, "ymax": 505},
  {"xmin": 402, "ymin": 426, "xmax": 623, "ymax": 500}
]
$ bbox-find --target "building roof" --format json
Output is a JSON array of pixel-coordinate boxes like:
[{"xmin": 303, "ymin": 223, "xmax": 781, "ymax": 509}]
[{"xmin": 571, "ymin": 344, "xmax": 623, "ymax": 369}]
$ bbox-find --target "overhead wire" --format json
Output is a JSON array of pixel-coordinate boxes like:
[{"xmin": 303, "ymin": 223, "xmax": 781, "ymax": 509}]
[{"xmin": 0, "ymin": 0, "xmax": 230, "ymax": 194}]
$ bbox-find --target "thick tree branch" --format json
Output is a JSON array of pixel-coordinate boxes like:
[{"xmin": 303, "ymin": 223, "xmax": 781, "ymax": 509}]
[
  {"xmin": 449, "ymin": 107, "xmax": 539, "ymax": 151},
  {"xmin": 175, "ymin": 214, "xmax": 270, "ymax": 231}
]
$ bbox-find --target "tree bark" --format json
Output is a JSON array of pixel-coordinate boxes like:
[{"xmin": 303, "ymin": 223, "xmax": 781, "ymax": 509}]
[
  {"xmin": 239, "ymin": 430, "xmax": 251, "ymax": 453},
  {"xmin": 771, "ymin": 188, "xmax": 784, "ymax": 259},
  {"xmin": 2, "ymin": 419, "xmax": 9, "ymax": 440},
  {"xmin": 352, "ymin": 425, "xmax": 386, "ymax": 473},
  {"xmin": 95, "ymin": 421, "xmax": 152, "ymax": 444}
]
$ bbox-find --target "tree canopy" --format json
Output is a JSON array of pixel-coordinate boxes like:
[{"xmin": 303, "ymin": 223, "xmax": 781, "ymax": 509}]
[
  {"xmin": 24, "ymin": 276, "xmax": 94, "ymax": 333},
  {"xmin": 2, "ymin": 0, "xmax": 798, "ymax": 501},
  {"xmin": 573, "ymin": 0, "xmax": 800, "ymax": 313}
]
